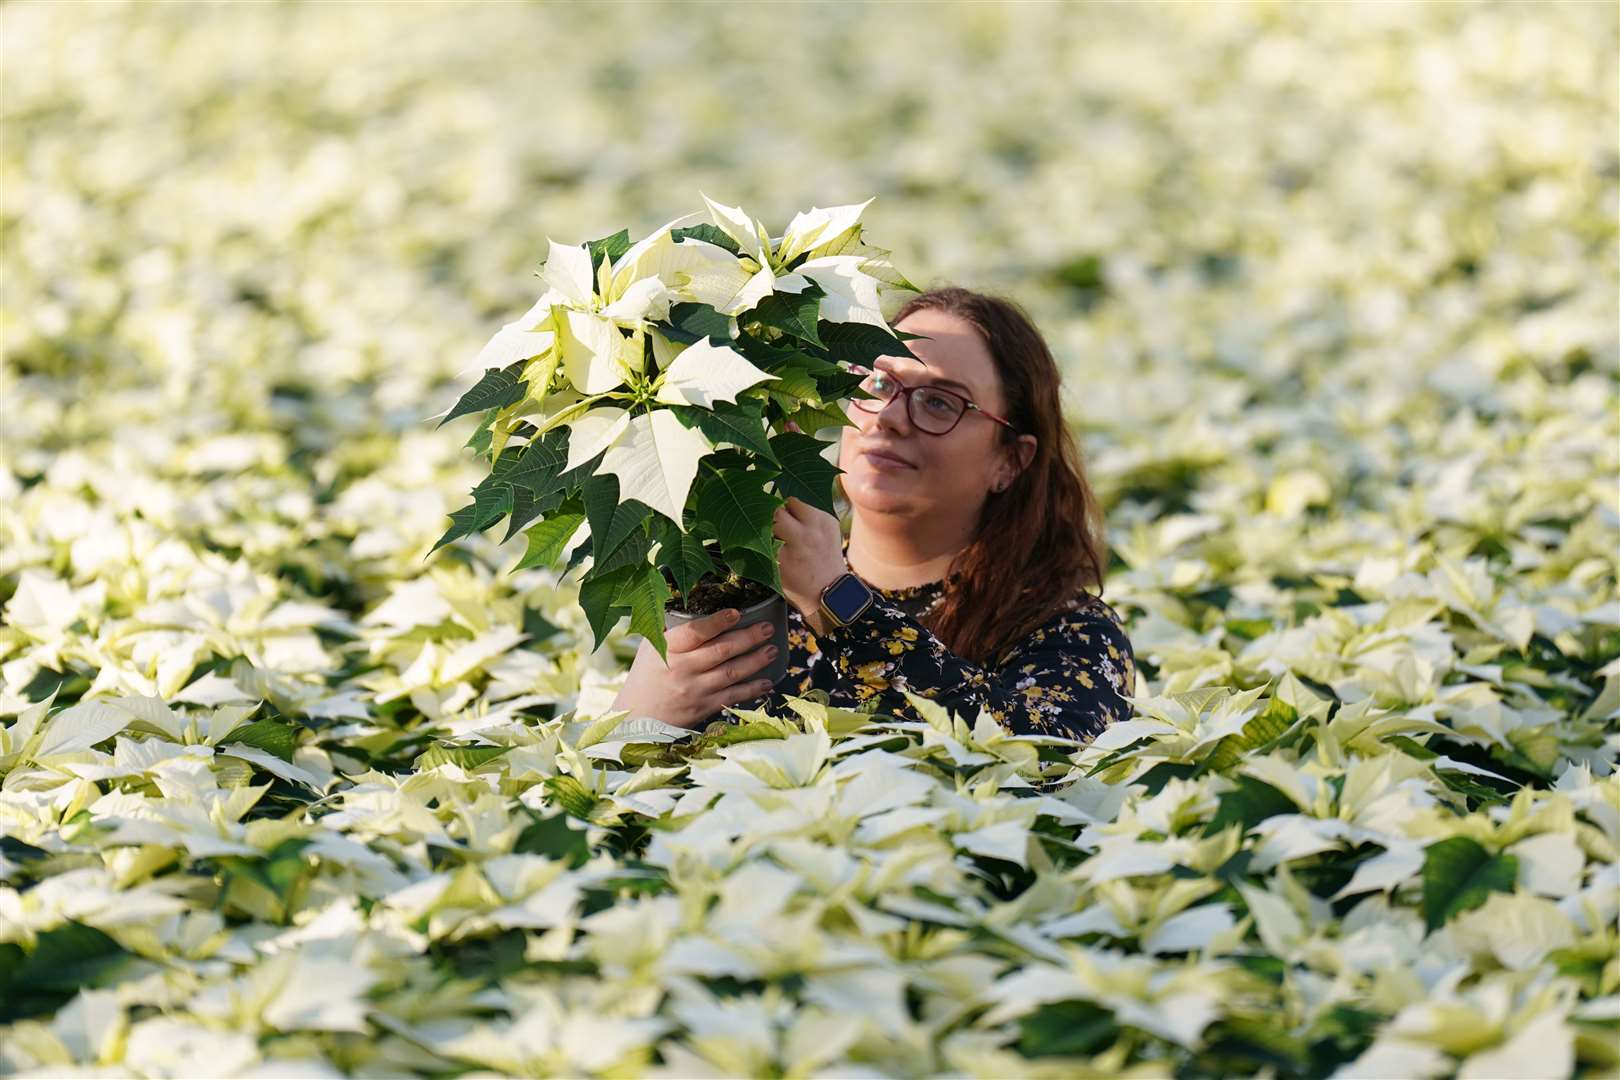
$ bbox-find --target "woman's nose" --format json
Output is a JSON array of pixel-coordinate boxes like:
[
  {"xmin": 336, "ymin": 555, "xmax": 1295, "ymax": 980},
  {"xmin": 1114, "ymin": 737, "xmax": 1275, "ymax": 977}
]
[{"xmin": 874, "ymin": 390, "xmax": 913, "ymax": 433}]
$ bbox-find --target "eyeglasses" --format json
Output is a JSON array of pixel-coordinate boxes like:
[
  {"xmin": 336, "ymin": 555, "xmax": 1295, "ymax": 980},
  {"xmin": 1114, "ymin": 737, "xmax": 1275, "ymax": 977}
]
[{"xmin": 849, "ymin": 365, "xmax": 1019, "ymax": 436}]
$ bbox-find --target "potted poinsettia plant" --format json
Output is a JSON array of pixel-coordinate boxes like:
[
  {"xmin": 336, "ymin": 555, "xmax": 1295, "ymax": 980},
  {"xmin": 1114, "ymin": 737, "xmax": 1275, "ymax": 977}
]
[{"xmin": 431, "ymin": 195, "xmax": 919, "ymax": 682}]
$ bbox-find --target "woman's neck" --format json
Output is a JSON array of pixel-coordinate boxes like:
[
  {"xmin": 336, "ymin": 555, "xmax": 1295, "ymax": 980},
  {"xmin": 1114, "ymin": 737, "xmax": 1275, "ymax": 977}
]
[{"xmin": 845, "ymin": 514, "xmax": 972, "ymax": 590}]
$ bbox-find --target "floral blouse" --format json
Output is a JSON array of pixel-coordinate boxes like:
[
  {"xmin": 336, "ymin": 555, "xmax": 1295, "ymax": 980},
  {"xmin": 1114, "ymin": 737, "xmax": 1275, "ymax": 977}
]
[{"xmin": 735, "ymin": 540, "xmax": 1136, "ymax": 744}]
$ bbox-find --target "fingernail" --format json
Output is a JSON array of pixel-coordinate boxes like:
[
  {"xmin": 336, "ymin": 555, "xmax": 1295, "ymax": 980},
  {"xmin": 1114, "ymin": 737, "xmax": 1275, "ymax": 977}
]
[
  {"xmin": 728, "ymin": 609, "xmax": 740, "ymax": 622},
  {"xmin": 765, "ymin": 646, "xmax": 778, "ymax": 659}
]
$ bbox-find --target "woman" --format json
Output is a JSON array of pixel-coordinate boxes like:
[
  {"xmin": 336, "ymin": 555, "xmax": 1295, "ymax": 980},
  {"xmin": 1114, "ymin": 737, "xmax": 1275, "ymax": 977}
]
[{"xmin": 612, "ymin": 286, "xmax": 1135, "ymax": 743}]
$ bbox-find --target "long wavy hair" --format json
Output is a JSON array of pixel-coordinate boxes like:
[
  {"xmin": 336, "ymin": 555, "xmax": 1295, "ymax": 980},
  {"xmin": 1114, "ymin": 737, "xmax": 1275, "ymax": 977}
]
[{"xmin": 841, "ymin": 286, "xmax": 1109, "ymax": 667}]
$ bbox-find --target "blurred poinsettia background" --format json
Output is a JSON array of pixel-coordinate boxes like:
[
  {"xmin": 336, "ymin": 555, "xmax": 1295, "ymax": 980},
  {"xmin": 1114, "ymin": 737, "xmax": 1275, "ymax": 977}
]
[{"xmin": 2, "ymin": 2, "xmax": 1616, "ymax": 1077}]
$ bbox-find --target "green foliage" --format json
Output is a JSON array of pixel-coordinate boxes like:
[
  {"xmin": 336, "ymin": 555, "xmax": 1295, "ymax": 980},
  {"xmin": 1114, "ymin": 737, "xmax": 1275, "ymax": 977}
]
[
  {"xmin": 652, "ymin": 517, "xmax": 720, "ymax": 599},
  {"xmin": 544, "ymin": 774, "xmax": 599, "ymax": 820},
  {"xmin": 1203, "ymin": 775, "xmax": 1298, "ymax": 836},
  {"xmin": 0, "ymin": 924, "xmax": 135, "ymax": 1022},
  {"xmin": 413, "ymin": 744, "xmax": 510, "ymax": 771},
  {"xmin": 694, "ymin": 466, "xmax": 781, "ymax": 561},
  {"xmin": 584, "ymin": 228, "xmax": 633, "ymax": 272},
  {"xmin": 1015, "ymin": 1000, "xmax": 1119, "ymax": 1058},
  {"xmin": 513, "ymin": 508, "xmax": 585, "ymax": 571},
  {"xmin": 673, "ymin": 402, "xmax": 778, "ymax": 464},
  {"xmin": 438, "ymin": 361, "xmax": 528, "ymax": 429},
  {"xmin": 744, "ymin": 282, "xmax": 825, "ymax": 346},
  {"xmin": 226, "ymin": 717, "xmax": 298, "ymax": 762},
  {"xmin": 669, "ymin": 223, "xmax": 740, "ymax": 254},
  {"xmin": 513, "ymin": 811, "xmax": 591, "ymax": 867},
  {"xmin": 612, "ymin": 562, "xmax": 672, "ymax": 657},
  {"xmin": 1421, "ymin": 836, "xmax": 1519, "ymax": 930},
  {"xmin": 765, "ymin": 430, "xmax": 843, "ymax": 516}
]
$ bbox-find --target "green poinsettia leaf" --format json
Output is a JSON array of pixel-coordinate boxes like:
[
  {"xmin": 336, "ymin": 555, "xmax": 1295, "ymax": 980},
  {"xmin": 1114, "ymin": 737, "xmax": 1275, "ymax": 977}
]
[
  {"xmin": 415, "ymin": 744, "xmax": 510, "ymax": 771},
  {"xmin": 815, "ymin": 366, "xmax": 871, "ymax": 401},
  {"xmin": 754, "ymin": 365, "xmax": 819, "ymax": 407},
  {"xmin": 766, "ymin": 431, "xmax": 843, "ymax": 516},
  {"xmin": 817, "ymin": 320, "xmax": 916, "ymax": 368},
  {"xmin": 577, "ymin": 565, "xmax": 637, "ymax": 651},
  {"xmin": 0, "ymin": 922, "xmax": 134, "ymax": 1022},
  {"xmin": 432, "ymin": 483, "xmax": 515, "ymax": 553},
  {"xmin": 1202, "ymin": 775, "xmax": 1298, "ymax": 836},
  {"xmin": 743, "ymin": 281, "xmax": 824, "ymax": 346},
  {"xmin": 720, "ymin": 542, "xmax": 783, "ymax": 596},
  {"xmin": 439, "ymin": 361, "xmax": 527, "ymax": 429},
  {"xmin": 514, "ymin": 811, "xmax": 590, "ymax": 868},
  {"xmin": 660, "ymin": 302, "xmax": 733, "ymax": 345},
  {"xmin": 1016, "ymin": 1001, "xmax": 1119, "ymax": 1059},
  {"xmin": 788, "ymin": 400, "xmax": 856, "ymax": 436},
  {"xmin": 695, "ymin": 467, "xmax": 781, "ymax": 560},
  {"xmin": 224, "ymin": 718, "xmax": 297, "ymax": 763},
  {"xmin": 544, "ymin": 774, "xmax": 600, "ymax": 821},
  {"xmin": 562, "ymin": 533, "xmax": 593, "ymax": 579},
  {"xmin": 1421, "ymin": 836, "xmax": 1518, "ymax": 931},
  {"xmin": 1204, "ymin": 696, "xmax": 1301, "ymax": 771},
  {"xmin": 513, "ymin": 509, "xmax": 585, "ymax": 572},
  {"xmin": 730, "ymin": 332, "xmax": 823, "ymax": 374},
  {"xmin": 670, "ymin": 223, "xmax": 741, "ymax": 254},
  {"xmin": 585, "ymin": 228, "xmax": 632, "ymax": 274},
  {"xmin": 703, "ymin": 721, "xmax": 789, "ymax": 748},
  {"xmin": 653, "ymin": 518, "xmax": 720, "ymax": 599},
  {"xmin": 673, "ymin": 402, "xmax": 778, "ymax": 465},
  {"xmin": 695, "ymin": 447, "xmax": 759, "ymax": 476},
  {"xmin": 611, "ymin": 560, "xmax": 671, "ymax": 660},
  {"xmin": 501, "ymin": 486, "xmax": 542, "ymax": 543},
  {"xmin": 751, "ymin": 351, "xmax": 842, "ymax": 380},
  {"xmin": 496, "ymin": 429, "xmax": 573, "ymax": 497},
  {"xmin": 593, "ymin": 528, "xmax": 655, "ymax": 577},
  {"xmin": 582, "ymin": 473, "xmax": 655, "ymax": 563},
  {"xmin": 465, "ymin": 413, "xmax": 496, "ymax": 457}
]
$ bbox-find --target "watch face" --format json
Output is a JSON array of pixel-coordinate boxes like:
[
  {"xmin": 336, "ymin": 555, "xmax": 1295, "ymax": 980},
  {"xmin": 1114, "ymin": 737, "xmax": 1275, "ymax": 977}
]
[{"xmin": 823, "ymin": 573, "xmax": 873, "ymax": 622}]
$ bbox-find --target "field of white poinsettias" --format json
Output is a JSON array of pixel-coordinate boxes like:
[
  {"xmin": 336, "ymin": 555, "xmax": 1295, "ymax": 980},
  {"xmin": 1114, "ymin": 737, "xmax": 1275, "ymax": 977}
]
[{"xmin": 2, "ymin": 2, "xmax": 1617, "ymax": 1077}]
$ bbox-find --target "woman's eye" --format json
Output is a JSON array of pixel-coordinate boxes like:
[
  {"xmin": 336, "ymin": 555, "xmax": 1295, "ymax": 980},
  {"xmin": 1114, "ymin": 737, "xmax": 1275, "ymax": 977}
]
[{"xmin": 921, "ymin": 391, "xmax": 956, "ymax": 413}]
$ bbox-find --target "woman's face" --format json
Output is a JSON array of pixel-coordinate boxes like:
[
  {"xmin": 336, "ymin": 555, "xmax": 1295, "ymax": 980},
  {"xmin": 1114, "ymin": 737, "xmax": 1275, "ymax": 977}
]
[{"xmin": 836, "ymin": 307, "xmax": 1024, "ymax": 521}]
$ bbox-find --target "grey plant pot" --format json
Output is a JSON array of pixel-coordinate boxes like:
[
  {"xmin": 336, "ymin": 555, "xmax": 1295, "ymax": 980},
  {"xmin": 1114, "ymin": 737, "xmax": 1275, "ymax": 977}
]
[{"xmin": 665, "ymin": 591, "xmax": 790, "ymax": 687}]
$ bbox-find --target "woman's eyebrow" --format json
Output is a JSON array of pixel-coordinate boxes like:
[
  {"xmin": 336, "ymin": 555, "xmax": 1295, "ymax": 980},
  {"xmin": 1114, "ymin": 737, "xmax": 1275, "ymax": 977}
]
[{"xmin": 872, "ymin": 358, "xmax": 976, "ymax": 396}]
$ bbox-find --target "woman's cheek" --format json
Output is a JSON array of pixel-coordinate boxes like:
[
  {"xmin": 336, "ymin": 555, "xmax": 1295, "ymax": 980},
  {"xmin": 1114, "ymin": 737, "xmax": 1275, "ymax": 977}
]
[{"xmin": 837, "ymin": 438, "xmax": 858, "ymax": 477}]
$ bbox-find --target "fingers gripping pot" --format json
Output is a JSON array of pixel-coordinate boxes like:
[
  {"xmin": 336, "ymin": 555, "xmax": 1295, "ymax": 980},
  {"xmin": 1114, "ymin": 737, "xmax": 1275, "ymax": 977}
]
[{"xmin": 664, "ymin": 594, "xmax": 791, "ymax": 688}]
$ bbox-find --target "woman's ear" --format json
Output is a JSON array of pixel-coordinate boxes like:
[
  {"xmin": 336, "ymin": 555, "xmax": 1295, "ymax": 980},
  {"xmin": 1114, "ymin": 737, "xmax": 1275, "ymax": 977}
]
[
  {"xmin": 994, "ymin": 435, "xmax": 1038, "ymax": 492},
  {"xmin": 1016, "ymin": 434, "xmax": 1037, "ymax": 472},
  {"xmin": 1006, "ymin": 435, "xmax": 1037, "ymax": 483}
]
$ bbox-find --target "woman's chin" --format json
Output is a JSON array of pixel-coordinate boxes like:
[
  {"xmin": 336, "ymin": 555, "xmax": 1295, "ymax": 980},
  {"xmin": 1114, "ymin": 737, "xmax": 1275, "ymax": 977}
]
[{"xmin": 843, "ymin": 472, "xmax": 922, "ymax": 512}]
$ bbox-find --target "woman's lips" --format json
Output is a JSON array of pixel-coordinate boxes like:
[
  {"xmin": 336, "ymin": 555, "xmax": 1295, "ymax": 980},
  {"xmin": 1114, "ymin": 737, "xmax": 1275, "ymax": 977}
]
[{"xmin": 862, "ymin": 449, "xmax": 914, "ymax": 471}]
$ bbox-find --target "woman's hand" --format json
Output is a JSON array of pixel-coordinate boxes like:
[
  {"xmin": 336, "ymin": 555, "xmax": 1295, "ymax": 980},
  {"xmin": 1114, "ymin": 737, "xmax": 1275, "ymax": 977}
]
[
  {"xmin": 610, "ymin": 608, "xmax": 780, "ymax": 729},
  {"xmin": 773, "ymin": 495, "xmax": 848, "ymax": 636}
]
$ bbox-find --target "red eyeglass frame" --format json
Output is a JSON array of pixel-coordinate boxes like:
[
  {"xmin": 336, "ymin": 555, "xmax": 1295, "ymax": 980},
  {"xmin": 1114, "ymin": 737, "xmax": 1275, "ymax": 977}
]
[{"xmin": 849, "ymin": 364, "xmax": 1020, "ymax": 435}]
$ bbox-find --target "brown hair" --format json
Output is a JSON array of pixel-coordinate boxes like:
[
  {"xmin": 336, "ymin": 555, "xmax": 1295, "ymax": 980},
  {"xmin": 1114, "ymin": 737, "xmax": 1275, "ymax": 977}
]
[{"xmin": 844, "ymin": 286, "xmax": 1109, "ymax": 666}]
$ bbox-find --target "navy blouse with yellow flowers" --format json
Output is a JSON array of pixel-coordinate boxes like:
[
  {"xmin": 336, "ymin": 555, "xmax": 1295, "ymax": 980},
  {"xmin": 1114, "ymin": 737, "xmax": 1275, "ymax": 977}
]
[{"xmin": 735, "ymin": 538, "xmax": 1136, "ymax": 743}]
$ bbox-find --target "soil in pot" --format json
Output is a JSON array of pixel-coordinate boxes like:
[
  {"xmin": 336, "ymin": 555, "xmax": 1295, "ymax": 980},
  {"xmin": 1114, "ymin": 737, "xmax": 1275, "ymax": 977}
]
[{"xmin": 668, "ymin": 570, "xmax": 776, "ymax": 618}]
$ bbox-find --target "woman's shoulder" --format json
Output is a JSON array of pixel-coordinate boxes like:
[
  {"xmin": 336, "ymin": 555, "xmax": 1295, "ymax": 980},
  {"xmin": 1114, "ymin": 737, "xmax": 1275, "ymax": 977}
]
[
  {"xmin": 1065, "ymin": 591, "xmax": 1130, "ymax": 633},
  {"xmin": 995, "ymin": 589, "xmax": 1133, "ymax": 666}
]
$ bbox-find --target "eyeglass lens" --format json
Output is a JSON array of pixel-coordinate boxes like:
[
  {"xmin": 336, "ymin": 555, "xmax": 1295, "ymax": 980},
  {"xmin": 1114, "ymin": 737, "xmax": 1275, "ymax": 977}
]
[{"xmin": 852, "ymin": 370, "xmax": 965, "ymax": 433}]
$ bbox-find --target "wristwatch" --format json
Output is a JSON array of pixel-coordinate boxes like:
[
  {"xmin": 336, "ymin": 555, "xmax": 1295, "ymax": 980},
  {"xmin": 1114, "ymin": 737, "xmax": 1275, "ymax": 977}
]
[{"xmin": 818, "ymin": 570, "xmax": 876, "ymax": 629}]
